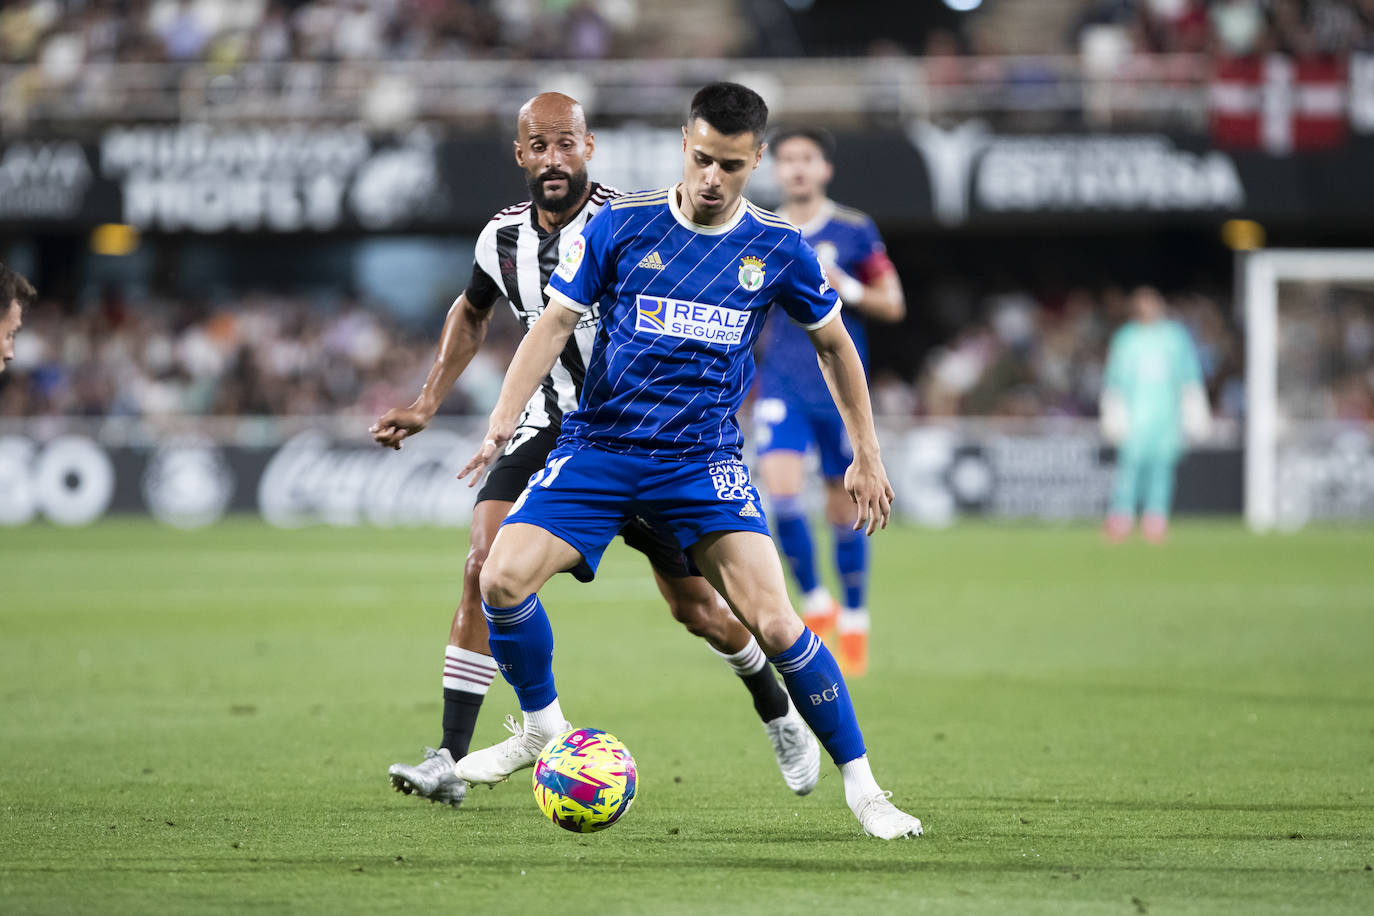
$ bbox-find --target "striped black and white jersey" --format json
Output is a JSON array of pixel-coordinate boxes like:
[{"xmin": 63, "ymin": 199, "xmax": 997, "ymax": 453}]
[{"xmin": 464, "ymin": 181, "xmax": 618, "ymax": 436}]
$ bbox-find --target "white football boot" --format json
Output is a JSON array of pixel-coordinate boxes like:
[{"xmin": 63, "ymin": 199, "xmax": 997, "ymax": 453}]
[
  {"xmin": 388, "ymin": 747, "xmax": 467, "ymax": 807},
  {"xmin": 852, "ymin": 791, "xmax": 924, "ymax": 839},
  {"xmin": 453, "ymin": 714, "xmax": 569, "ymax": 785},
  {"xmin": 763, "ymin": 698, "xmax": 821, "ymax": 795}
]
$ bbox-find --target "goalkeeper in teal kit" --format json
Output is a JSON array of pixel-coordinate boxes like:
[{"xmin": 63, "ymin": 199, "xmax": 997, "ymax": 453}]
[{"xmin": 1100, "ymin": 287, "xmax": 1210, "ymax": 542}]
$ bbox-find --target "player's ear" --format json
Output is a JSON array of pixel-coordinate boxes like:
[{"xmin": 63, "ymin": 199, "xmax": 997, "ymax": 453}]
[
  {"xmin": 753, "ymin": 141, "xmax": 767, "ymax": 170},
  {"xmin": 513, "ymin": 139, "xmax": 525, "ymax": 168},
  {"xmin": 681, "ymin": 125, "xmax": 688, "ymax": 151},
  {"xmin": 583, "ymin": 130, "xmax": 595, "ymax": 161}
]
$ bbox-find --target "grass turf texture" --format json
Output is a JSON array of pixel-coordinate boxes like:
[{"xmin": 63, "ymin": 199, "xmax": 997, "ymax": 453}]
[{"xmin": 2, "ymin": 519, "xmax": 1371, "ymax": 915}]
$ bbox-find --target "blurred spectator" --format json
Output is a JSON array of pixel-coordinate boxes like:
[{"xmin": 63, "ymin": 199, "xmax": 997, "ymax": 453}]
[
  {"xmin": 1, "ymin": 0, "xmax": 1372, "ymax": 68},
  {"xmin": 7, "ymin": 280, "xmax": 1367, "ymax": 426},
  {"xmin": 0, "ymin": 0, "xmax": 649, "ymax": 66},
  {"xmin": 1276, "ymin": 282, "xmax": 1374, "ymax": 423},
  {"xmin": 0, "ymin": 293, "xmax": 518, "ymax": 420},
  {"xmin": 914, "ymin": 284, "xmax": 1249, "ymax": 422}
]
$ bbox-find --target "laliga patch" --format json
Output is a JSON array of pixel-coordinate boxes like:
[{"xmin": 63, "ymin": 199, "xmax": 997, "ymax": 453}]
[
  {"xmin": 635, "ymin": 295, "xmax": 750, "ymax": 346},
  {"xmin": 738, "ymin": 256, "xmax": 766, "ymax": 292},
  {"xmin": 815, "ymin": 251, "xmax": 832, "ymax": 295},
  {"xmin": 555, "ymin": 235, "xmax": 586, "ymax": 281}
]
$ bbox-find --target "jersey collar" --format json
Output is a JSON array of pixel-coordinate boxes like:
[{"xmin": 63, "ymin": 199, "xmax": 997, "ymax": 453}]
[
  {"xmin": 669, "ymin": 183, "xmax": 748, "ymax": 236},
  {"xmin": 782, "ymin": 198, "xmax": 833, "ymax": 237}
]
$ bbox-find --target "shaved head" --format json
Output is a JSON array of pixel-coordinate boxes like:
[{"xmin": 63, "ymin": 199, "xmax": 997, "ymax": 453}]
[
  {"xmin": 516, "ymin": 92, "xmax": 586, "ymax": 141},
  {"xmin": 513, "ymin": 92, "xmax": 595, "ymax": 219}
]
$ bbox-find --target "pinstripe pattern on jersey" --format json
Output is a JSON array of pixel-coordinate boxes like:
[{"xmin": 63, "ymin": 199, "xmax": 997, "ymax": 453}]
[
  {"xmin": 548, "ymin": 189, "xmax": 840, "ymax": 460},
  {"xmin": 473, "ymin": 182, "xmax": 618, "ymax": 432}
]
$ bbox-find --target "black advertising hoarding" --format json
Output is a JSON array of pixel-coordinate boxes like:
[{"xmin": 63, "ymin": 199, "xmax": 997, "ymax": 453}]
[
  {"xmin": 0, "ymin": 421, "xmax": 1245, "ymax": 529},
  {"xmin": 4, "ymin": 124, "xmax": 1374, "ymax": 233}
]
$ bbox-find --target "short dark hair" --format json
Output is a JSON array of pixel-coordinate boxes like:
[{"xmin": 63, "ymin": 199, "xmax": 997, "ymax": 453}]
[
  {"xmin": 0, "ymin": 262, "xmax": 35, "ymax": 310},
  {"xmin": 768, "ymin": 126, "xmax": 836, "ymax": 162},
  {"xmin": 688, "ymin": 82, "xmax": 768, "ymax": 142}
]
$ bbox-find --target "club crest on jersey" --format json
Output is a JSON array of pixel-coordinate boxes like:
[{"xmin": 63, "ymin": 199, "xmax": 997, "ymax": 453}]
[
  {"xmin": 555, "ymin": 235, "xmax": 586, "ymax": 281},
  {"xmin": 738, "ymin": 256, "xmax": 766, "ymax": 292},
  {"xmin": 636, "ymin": 295, "xmax": 750, "ymax": 346}
]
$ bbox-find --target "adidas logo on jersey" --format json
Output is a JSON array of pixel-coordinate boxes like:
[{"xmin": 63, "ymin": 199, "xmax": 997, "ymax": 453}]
[
  {"xmin": 638, "ymin": 251, "xmax": 665, "ymax": 271},
  {"xmin": 739, "ymin": 501, "xmax": 761, "ymax": 518}
]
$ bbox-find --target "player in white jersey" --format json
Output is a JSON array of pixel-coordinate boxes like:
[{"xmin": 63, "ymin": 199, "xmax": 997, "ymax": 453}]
[
  {"xmin": 454, "ymin": 83, "xmax": 922, "ymax": 839},
  {"xmin": 371, "ymin": 93, "xmax": 818, "ymax": 808}
]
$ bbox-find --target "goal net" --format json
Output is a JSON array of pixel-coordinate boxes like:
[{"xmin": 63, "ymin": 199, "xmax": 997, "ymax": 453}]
[{"xmin": 1244, "ymin": 250, "xmax": 1374, "ymax": 531}]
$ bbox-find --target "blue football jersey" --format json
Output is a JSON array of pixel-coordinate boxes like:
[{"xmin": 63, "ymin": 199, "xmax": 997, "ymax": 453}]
[
  {"xmin": 756, "ymin": 201, "xmax": 893, "ymax": 413},
  {"xmin": 545, "ymin": 186, "xmax": 841, "ymax": 459}
]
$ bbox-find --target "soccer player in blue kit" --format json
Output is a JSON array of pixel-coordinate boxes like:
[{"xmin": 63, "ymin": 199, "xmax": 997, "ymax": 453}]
[
  {"xmin": 755, "ymin": 128, "xmax": 906, "ymax": 677},
  {"xmin": 453, "ymin": 82, "xmax": 922, "ymax": 839}
]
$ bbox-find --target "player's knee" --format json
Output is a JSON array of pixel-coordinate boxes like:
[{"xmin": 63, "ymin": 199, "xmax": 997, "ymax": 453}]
[
  {"xmin": 823, "ymin": 483, "xmax": 851, "ymax": 525},
  {"xmin": 463, "ymin": 541, "xmax": 491, "ymax": 587},
  {"xmin": 752, "ymin": 606, "xmax": 805, "ymax": 657},
  {"xmin": 478, "ymin": 551, "xmax": 530, "ymax": 609},
  {"xmin": 668, "ymin": 593, "xmax": 724, "ymax": 639}
]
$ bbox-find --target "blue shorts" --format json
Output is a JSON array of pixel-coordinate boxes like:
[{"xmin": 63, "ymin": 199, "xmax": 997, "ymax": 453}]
[
  {"xmin": 753, "ymin": 397, "xmax": 852, "ymax": 478},
  {"xmin": 503, "ymin": 442, "xmax": 771, "ymax": 582}
]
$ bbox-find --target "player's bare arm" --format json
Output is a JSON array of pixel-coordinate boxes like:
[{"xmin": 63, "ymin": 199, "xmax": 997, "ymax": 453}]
[
  {"xmin": 827, "ymin": 265, "xmax": 905, "ymax": 323},
  {"xmin": 807, "ymin": 318, "xmax": 893, "ymax": 535},
  {"xmin": 457, "ymin": 301, "xmax": 580, "ymax": 483},
  {"xmin": 371, "ymin": 293, "xmax": 493, "ymax": 450}
]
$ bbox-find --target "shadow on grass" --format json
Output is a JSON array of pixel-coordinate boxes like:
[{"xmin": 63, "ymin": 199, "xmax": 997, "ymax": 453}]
[{"xmin": 4, "ymin": 854, "xmax": 1365, "ymax": 879}]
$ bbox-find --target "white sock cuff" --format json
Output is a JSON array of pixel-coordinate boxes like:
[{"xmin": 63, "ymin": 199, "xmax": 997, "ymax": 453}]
[
  {"xmin": 840, "ymin": 754, "xmax": 882, "ymax": 809},
  {"xmin": 838, "ymin": 608, "xmax": 870, "ymax": 633},
  {"xmin": 524, "ymin": 700, "xmax": 566, "ymax": 740},
  {"xmin": 712, "ymin": 636, "xmax": 768, "ymax": 677},
  {"xmin": 442, "ymin": 645, "xmax": 499, "ymax": 695},
  {"xmin": 803, "ymin": 587, "xmax": 834, "ymax": 614}
]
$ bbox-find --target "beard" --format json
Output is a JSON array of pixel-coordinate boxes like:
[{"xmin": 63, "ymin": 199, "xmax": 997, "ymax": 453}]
[{"xmin": 527, "ymin": 167, "xmax": 590, "ymax": 213}]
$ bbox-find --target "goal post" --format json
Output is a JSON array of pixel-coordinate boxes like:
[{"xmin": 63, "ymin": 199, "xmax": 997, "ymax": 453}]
[{"xmin": 1243, "ymin": 249, "xmax": 1374, "ymax": 531}]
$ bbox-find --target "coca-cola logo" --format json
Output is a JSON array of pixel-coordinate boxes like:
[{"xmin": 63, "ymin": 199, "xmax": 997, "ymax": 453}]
[{"xmin": 257, "ymin": 430, "xmax": 478, "ymax": 528}]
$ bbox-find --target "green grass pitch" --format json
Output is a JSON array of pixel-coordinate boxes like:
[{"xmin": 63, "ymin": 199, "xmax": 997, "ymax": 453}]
[{"xmin": 2, "ymin": 519, "xmax": 1372, "ymax": 914}]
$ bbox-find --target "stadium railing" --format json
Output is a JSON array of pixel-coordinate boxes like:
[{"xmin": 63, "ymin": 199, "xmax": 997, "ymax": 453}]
[{"xmin": 0, "ymin": 54, "xmax": 1213, "ymax": 133}]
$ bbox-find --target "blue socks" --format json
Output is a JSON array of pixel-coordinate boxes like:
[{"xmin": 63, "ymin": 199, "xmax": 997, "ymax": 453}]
[
  {"xmin": 772, "ymin": 494, "xmax": 819, "ymax": 594},
  {"xmin": 770, "ymin": 629, "xmax": 866, "ymax": 764},
  {"xmin": 482, "ymin": 594, "xmax": 557, "ymax": 712},
  {"xmin": 832, "ymin": 524, "xmax": 867, "ymax": 610}
]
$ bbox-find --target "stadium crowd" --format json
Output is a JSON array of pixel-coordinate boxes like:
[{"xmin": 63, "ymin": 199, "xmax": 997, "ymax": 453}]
[
  {"xmin": 4, "ymin": 0, "xmax": 1372, "ymax": 69},
  {"xmin": 915, "ymin": 286, "xmax": 1247, "ymax": 420},
  {"xmin": 0, "ymin": 284, "xmax": 1290, "ymax": 423},
  {"xmin": 0, "ymin": 0, "xmax": 641, "ymax": 68},
  {"xmin": 1277, "ymin": 281, "xmax": 1374, "ymax": 422},
  {"xmin": 1071, "ymin": 0, "xmax": 1374, "ymax": 56},
  {"xmin": 0, "ymin": 291, "xmax": 518, "ymax": 420}
]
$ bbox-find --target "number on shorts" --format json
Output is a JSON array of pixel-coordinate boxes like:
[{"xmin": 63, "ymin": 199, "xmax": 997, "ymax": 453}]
[{"xmin": 511, "ymin": 453, "xmax": 573, "ymax": 513}]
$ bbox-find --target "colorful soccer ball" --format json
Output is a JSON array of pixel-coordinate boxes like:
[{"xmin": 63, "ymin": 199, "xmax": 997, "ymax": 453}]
[{"xmin": 532, "ymin": 727, "xmax": 637, "ymax": 833}]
